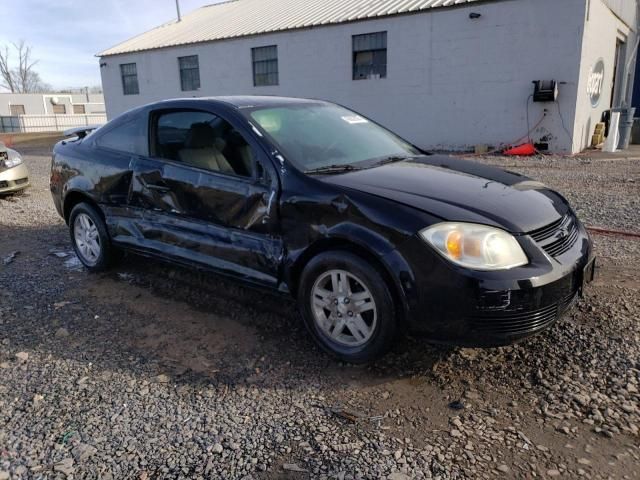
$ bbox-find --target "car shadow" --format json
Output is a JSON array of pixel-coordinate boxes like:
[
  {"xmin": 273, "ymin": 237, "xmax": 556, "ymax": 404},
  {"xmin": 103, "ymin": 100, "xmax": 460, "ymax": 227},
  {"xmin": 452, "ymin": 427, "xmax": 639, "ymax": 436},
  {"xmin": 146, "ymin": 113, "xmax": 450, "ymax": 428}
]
[{"xmin": 0, "ymin": 224, "xmax": 452, "ymax": 396}]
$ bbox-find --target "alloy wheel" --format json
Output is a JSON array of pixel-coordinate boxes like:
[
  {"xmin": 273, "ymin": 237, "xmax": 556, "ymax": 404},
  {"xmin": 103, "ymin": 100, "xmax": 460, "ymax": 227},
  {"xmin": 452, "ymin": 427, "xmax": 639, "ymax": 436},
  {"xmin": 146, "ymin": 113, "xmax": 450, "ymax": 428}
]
[
  {"xmin": 310, "ymin": 269, "xmax": 377, "ymax": 347},
  {"xmin": 74, "ymin": 213, "xmax": 101, "ymax": 266}
]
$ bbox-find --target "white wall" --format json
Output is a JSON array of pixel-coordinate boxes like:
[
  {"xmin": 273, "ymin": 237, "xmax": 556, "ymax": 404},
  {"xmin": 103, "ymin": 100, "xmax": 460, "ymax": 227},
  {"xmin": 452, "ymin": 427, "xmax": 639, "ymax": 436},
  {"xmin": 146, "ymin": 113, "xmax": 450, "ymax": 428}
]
[
  {"xmin": 573, "ymin": 0, "xmax": 638, "ymax": 151},
  {"xmin": 100, "ymin": 0, "xmax": 589, "ymax": 153},
  {"xmin": 0, "ymin": 94, "xmax": 46, "ymax": 115},
  {"xmin": 603, "ymin": 0, "xmax": 637, "ymax": 27}
]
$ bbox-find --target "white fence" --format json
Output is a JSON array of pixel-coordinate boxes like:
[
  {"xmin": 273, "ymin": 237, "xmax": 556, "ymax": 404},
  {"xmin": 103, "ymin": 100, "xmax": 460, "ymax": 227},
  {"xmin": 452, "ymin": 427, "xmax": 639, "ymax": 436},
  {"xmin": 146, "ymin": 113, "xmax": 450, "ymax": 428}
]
[{"xmin": 0, "ymin": 114, "xmax": 108, "ymax": 133}]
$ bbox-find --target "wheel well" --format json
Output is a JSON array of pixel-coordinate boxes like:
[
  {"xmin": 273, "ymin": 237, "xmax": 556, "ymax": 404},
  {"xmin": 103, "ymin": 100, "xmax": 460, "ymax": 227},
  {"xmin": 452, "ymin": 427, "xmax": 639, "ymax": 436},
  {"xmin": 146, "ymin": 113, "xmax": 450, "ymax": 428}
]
[
  {"xmin": 63, "ymin": 192, "xmax": 103, "ymax": 224},
  {"xmin": 289, "ymin": 238, "xmax": 406, "ymax": 324}
]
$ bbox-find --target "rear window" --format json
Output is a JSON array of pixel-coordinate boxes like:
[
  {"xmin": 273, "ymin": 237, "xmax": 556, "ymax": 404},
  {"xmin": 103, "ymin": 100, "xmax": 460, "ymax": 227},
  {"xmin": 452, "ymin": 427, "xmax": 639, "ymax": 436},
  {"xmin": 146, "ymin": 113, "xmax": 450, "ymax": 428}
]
[{"xmin": 95, "ymin": 116, "xmax": 147, "ymax": 156}]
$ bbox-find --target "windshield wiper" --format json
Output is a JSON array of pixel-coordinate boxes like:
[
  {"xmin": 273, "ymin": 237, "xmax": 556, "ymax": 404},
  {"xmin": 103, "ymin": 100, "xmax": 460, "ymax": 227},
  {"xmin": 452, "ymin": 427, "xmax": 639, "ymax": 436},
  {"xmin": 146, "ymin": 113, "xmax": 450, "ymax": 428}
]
[
  {"xmin": 370, "ymin": 155, "xmax": 413, "ymax": 167},
  {"xmin": 304, "ymin": 164, "xmax": 361, "ymax": 175}
]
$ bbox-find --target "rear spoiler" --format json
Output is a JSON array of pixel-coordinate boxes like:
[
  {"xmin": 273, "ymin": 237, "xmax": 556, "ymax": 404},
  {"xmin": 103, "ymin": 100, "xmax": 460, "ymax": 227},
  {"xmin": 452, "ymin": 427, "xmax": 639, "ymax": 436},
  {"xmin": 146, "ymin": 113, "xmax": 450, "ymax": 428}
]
[{"xmin": 63, "ymin": 125, "xmax": 101, "ymax": 139}]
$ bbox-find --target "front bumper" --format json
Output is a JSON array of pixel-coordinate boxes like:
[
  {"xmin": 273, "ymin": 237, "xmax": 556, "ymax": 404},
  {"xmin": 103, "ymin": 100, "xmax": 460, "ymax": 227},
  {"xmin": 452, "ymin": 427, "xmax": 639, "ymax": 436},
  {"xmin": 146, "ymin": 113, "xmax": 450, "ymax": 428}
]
[
  {"xmin": 0, "ymin": 163, "xmax": 30, "ymax": 194},
  {"xmin": 397, "ymin": 220, "xmax": 593, "ymax": 347}
]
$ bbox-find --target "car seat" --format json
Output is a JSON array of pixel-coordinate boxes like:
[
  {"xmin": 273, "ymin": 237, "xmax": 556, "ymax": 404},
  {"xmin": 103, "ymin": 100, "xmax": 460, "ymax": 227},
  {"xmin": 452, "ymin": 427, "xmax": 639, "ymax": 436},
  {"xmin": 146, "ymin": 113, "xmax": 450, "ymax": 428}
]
[{"xmin": 178, "ymin": 123, "xmax": 234, "ymax": 173}]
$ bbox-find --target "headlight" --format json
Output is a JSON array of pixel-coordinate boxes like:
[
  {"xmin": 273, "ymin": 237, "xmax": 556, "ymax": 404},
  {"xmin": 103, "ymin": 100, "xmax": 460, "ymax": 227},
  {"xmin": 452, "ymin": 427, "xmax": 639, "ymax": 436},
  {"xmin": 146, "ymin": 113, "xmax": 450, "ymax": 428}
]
[
  {"xmin": 420, "ymin": 222, "xmax": 528, "ymax": 271},
  {"xmin": 3, "ymin": 151, "xmax": 23, "ymax": 168}
]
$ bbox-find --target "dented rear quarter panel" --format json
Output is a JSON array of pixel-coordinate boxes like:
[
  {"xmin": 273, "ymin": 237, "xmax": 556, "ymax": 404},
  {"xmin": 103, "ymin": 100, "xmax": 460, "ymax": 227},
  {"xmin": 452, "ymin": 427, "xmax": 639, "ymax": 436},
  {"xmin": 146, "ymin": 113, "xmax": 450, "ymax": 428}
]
[{"xmin": 51, "ymin": 139, "xmax": 133, "ymax": 223}]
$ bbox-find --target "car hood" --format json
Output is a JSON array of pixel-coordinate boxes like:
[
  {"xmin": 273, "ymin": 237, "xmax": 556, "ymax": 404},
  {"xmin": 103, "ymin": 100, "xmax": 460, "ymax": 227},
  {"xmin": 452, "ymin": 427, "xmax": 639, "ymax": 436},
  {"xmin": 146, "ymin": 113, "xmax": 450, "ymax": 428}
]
[{"xmin": 321, "ymin": 155, "xmax": 570, "ymax": 233}]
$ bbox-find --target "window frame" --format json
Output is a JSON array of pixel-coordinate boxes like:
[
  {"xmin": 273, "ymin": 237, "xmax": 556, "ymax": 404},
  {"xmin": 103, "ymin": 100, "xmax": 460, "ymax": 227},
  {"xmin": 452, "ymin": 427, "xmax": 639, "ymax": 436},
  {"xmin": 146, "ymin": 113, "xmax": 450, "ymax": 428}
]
[
  {"xmin": 120, "ymin": 63, "xmax": 140, "ymax": 95},
  {"xmin": 252, "ymin": 45, "xmax": 279, "ymax": 87},
  {"xmin": 178, "ymin": 55, "xmax": 201, "ymax": 92},
  {"xmin": 148, "ymin": 108, "xmax": 258, "ymax": 182},
  {"xmin": 73, "ymin": 104, "xmax": 86, "ymax": 115},
  {"xmin": 352, "ymin": 31, "xmax": 388, "ymax": 81}
]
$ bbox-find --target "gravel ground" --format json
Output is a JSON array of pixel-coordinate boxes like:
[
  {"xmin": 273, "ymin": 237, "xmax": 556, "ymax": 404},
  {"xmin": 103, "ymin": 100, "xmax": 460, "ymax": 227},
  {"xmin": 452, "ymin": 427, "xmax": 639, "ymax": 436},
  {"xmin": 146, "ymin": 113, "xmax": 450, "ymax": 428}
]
[{"xmin": 0, "ymin": 141, "xmax": 639, "ymax": 479}]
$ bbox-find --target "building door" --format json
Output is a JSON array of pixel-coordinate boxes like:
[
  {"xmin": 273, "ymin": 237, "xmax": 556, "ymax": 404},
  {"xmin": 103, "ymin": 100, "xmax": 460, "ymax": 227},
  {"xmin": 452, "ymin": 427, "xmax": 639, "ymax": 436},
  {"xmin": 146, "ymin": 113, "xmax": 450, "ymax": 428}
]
[
  {"xmin": 611, "ymin": 39, "xmax": 627, "ymax": 108},
  {"xmin": 632, "ymin": 51, "xmax": 640, "ymax": 109}
]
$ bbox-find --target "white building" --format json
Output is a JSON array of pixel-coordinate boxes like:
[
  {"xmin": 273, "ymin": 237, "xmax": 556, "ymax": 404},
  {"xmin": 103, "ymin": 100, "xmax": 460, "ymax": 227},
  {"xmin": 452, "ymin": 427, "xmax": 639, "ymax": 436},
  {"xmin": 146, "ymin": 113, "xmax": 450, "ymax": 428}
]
[
  {"xmin": 98, "ymin": 0, "xmax": 639, "ymax": 154},
  {"xmin": 0, "ymin": 93, "xmax": 105, "ymax": 116},
  {"xmin": 0, "ymin": 93, "xmax": 107, "ymax": 133}
]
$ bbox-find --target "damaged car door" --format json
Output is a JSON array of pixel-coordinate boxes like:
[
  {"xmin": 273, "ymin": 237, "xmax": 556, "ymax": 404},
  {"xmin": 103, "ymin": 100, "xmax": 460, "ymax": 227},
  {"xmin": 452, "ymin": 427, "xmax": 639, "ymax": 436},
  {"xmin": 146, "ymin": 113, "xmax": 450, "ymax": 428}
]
[{"xmin": 128, "ymin": 107, "xmax": 282, "ymax": 286}]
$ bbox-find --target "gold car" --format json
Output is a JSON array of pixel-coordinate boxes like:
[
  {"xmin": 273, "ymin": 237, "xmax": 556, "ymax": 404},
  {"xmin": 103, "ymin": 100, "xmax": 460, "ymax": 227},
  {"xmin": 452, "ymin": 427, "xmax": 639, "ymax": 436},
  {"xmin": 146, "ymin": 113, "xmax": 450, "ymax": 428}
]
[{"xmin": 0, "ymin": 142, "xmax": 30, "ymax": 194}]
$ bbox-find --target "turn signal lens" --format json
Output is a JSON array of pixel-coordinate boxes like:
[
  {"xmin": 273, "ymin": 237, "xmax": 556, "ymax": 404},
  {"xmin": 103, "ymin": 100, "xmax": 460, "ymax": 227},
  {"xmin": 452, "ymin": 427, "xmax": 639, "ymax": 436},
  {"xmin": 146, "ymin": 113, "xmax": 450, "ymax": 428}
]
[
  {"xmin": 420, "ymin": 223, "xmax": 528, "ymax": 271},
  {"xmin": 446, "ymin": 231, "xmax": 462, "ymax": 259}
]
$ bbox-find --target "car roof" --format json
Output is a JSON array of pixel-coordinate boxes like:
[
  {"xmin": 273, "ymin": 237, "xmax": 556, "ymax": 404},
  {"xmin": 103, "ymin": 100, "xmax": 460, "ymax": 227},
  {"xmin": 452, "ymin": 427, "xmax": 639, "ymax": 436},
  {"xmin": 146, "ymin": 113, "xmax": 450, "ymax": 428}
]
[{"xmin": 150, "ymin": 95, "xmax": 328, "ymax": 110}]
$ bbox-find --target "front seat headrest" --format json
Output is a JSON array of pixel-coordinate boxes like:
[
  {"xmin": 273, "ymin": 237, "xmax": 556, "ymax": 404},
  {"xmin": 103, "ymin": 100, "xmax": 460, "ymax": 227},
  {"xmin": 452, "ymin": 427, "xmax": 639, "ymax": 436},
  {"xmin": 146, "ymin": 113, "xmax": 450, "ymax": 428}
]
[{"xmin": 185, "ymin": 123, "xmax": 215, "ymax": 149}]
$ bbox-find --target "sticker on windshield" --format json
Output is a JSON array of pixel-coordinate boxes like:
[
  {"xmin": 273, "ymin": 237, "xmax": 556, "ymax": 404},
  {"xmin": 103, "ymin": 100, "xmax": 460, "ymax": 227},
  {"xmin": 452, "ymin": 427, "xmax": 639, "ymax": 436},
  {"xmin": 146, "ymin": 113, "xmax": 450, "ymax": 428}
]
[{"xmin": 341, "ymin": 115, "xmax": 369, "ymax": 125}]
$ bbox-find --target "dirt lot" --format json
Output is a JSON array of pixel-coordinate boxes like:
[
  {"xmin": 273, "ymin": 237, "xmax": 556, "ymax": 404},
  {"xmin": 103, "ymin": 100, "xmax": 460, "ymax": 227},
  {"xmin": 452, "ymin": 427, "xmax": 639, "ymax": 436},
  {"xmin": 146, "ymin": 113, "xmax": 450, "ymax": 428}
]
[{"xmin": 0, "ymin": 138, "xmax": 639, "ymax": 479}]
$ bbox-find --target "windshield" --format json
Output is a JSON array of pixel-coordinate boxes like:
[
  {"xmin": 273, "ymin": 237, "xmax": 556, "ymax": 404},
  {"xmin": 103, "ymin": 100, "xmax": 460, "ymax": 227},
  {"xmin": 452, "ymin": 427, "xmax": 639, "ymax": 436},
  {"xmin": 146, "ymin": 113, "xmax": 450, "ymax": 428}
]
[{"xmin": 246, "ymin": 103, "xmax": 420, "ymax": 172}]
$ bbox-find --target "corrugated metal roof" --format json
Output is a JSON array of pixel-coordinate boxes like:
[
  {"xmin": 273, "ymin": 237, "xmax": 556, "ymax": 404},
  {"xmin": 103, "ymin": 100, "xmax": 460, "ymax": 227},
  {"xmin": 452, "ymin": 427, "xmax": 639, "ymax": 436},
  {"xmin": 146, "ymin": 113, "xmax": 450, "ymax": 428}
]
[{"xmin": 99, "ymin": 0, "xmax": 485, "ymax": 57}]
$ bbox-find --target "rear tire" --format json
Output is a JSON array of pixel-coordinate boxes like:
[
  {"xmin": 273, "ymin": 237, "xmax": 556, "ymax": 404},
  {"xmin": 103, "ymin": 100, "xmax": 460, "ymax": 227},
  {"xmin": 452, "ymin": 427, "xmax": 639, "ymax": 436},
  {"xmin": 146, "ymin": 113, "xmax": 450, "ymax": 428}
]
[
  {"xmin": 298, "ymin": 251, "xmax": 397, "ymax": 363},
  {"xmin": 69, "ymin": 202, "xmax": 118, "ymax": 272}
]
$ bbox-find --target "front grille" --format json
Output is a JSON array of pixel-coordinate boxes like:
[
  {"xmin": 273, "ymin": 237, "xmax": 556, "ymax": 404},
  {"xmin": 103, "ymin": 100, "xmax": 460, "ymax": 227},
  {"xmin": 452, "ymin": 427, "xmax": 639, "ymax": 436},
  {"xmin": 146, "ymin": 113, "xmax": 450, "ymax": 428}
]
[
  {"xmin": 471, "ymin": 303, "xmax": 558, "ymax": 335},
  {"xmin": 558, "ymin": 289, "xmax": 579, "ymax": 313},
  {"xmin": 14, "ymin": 178, "xmax": 28, "ymax": 185},
  {"xmin": 470, "ymin": 290, "xmax": 577, "ymax": 336},
  {"xmin": 528, "ymin": 216, "xmax": 564, "ymax": 242},
  {"xmin": 529, "ymin": 215, "xmax": 579, "ymax": 258}
]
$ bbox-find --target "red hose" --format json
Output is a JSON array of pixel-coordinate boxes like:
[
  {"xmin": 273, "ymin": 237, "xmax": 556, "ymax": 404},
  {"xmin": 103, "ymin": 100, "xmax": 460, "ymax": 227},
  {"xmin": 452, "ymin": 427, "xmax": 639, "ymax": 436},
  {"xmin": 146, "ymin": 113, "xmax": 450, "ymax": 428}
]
[{"xmin": 587, "ymin": 226, "xmax": 640, "ymax": 239}]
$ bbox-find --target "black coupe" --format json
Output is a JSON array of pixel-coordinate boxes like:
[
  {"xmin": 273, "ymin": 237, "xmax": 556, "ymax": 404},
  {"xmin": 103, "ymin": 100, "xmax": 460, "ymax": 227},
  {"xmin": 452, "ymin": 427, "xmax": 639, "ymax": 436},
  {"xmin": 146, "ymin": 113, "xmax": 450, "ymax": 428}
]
[{"xmin": 50, "ymin": 97, "xmax": 595, "ymax": 363}]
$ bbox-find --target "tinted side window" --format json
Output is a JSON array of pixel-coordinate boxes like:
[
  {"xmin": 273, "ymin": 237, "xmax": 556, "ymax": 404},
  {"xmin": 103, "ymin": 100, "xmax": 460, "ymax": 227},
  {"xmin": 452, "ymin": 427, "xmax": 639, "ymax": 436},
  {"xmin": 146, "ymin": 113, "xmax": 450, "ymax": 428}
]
[
  {"xmin": 95, "ymin": 116, "xmax": 147, "ymax": 156},
  {"xmin": 153, "ymin": 110, "xmax": 254, "ymax": 178}
]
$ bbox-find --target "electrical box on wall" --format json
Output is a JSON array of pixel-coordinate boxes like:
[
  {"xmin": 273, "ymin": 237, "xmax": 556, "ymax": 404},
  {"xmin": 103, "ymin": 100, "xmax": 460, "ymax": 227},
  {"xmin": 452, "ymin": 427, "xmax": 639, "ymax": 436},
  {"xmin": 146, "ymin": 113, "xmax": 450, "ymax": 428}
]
[{"xmin": 533, "ymin": 80, "xmax": 559, "ymax": 102}]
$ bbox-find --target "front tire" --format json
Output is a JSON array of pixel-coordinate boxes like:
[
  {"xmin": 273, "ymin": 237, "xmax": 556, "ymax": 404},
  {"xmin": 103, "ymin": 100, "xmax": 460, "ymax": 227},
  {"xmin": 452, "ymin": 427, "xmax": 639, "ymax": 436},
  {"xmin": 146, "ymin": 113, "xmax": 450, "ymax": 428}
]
[
  {"xmin": 298, "ymin": 251, "xmax": 397, "ymax": 363},
  {"xmin": 69, "ymin": 202, "xmax": 118, "ymax": 272}
]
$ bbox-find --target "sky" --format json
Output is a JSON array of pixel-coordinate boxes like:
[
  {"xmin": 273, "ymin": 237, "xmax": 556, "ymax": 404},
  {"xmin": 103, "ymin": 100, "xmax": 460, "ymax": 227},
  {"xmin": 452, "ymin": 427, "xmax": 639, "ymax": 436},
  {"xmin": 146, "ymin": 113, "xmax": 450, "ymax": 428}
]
[{"xmin": 0, "ymin": 0, "xmax": 223, "ymax": 91}]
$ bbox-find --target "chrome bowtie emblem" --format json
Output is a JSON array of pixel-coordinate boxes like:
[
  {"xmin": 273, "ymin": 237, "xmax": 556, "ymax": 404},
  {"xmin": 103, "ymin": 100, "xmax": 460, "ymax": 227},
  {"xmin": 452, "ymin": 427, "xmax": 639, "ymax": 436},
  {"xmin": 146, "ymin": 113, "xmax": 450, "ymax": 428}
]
[{"xmin": 556, "ymin": 227, "xmax": 569, "ymax": 240}]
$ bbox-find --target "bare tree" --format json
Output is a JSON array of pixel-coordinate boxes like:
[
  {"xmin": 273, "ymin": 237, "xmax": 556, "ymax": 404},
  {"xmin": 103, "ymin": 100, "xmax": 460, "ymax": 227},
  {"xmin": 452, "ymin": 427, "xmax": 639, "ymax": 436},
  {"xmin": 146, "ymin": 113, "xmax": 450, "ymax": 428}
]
[
  {"xmin": 0, "ymin": 41, "xmax": 51, "ymax": 93},
  {"xmin": 0, "ymin": 44, "xmax": 17, "ymax": 92},
  {"xmin": 23, "ymin": 71, "xmax": 52, "ymax": 93}
]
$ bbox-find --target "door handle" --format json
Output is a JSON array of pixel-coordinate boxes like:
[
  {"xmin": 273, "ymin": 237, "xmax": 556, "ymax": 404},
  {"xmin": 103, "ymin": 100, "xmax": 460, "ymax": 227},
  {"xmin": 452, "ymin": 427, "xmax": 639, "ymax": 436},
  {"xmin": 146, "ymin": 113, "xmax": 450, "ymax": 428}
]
[
  {"xmin": 139, "ymin": 177, "xmax": 170, "ymax": 193},
  {"xmin": 262, "ymin": 190, "xmax": 276, "ymax": 224},
  {"xmin": 146, "ymin": 184, "xmax": 170, "ymax": 193}
]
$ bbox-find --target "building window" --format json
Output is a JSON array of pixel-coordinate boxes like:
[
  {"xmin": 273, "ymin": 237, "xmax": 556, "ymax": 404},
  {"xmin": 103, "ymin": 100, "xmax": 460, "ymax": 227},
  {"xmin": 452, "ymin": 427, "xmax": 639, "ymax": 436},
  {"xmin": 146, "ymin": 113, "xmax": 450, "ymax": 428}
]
[
  {"xmin": 252, "ymin": 45, "xmax": 278, "ymax": 87},
  {"xmin": 178, "ymin": 55, "xmax": 200, "ymax": 91},
  {"xmin": 52, "ymin": 104, "xmax": 66, "ymax": 114},
  {"xmin": 9, "ymin": 105, "xmax": 25, "ymax": 115},
  {"xmin": 73, "ymin": 104, "xmax": 86, "ymax": 114},
  {"xmin": 120, "ymin": 63, "xmax": 139, "ymax": 95},
  {"xmin": 353, "ymin": 32, "xmax": 387, "ymax": 80}
]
